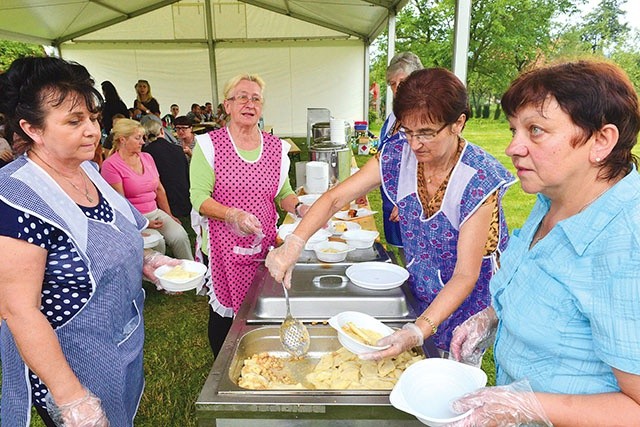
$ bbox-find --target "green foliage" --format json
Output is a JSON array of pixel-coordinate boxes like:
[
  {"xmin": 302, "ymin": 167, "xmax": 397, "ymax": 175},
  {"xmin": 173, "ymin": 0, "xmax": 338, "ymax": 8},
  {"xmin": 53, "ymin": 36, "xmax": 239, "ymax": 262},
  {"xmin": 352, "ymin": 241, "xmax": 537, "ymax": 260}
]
[
  {"xmin": 368, "ymin": 0, "xmax": 640, "ymax": 119},
  {"xmin": 0, "ymin": 40, "xmax": 45, "ymax": 71}
]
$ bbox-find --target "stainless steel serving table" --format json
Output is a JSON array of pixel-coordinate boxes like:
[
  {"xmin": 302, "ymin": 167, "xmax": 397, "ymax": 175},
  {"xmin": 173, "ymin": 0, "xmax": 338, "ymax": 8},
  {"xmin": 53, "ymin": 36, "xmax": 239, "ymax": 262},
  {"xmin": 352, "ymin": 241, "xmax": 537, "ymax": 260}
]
[{"xmin": 196, "ymin": 254, "xmax": 439, "ymax": 427}]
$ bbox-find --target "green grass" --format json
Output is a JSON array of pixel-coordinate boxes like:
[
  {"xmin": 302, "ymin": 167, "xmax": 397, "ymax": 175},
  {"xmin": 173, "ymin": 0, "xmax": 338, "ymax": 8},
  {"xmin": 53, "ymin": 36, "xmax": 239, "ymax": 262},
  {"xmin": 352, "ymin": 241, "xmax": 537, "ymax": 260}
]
[{"xmin": 23, "ymin": 119, "xmax": 531, "ymax": 425}]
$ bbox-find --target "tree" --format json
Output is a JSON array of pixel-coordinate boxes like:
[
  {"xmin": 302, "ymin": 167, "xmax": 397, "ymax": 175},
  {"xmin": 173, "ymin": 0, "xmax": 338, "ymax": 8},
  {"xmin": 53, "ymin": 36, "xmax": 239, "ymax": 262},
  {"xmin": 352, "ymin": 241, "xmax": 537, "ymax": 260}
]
[
  {"xmin": 579, "ymin": 0, "xmax": 630, "ymax": 54},
  {"xmin": 370, "ymin": 0, "xmax": 577, "ymax": 119},
  {"xmin": 0, "ymin": 39, "xmax": 45, "ymax": 71}
]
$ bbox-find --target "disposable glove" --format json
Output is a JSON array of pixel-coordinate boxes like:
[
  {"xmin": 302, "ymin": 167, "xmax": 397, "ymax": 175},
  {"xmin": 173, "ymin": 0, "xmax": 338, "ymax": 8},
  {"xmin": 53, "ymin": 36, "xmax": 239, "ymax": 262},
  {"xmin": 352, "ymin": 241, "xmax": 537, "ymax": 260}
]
[
  {"xmin": 265, "ymin": 234, "xmax": 305, "ymax": 288},
  {"xmin": 359, "ymin": 323, "xmax": 424, "ymax": 361},
  {"xmin": 446, "ymin": 379, "xmax": 552, "ymax": 427},
  {"xmin": 142, "ymin": 250, "xmax": 182, "ymax": 290},
  {"xmin": 46, "ymin": 388, "xmax": 109, "ymax": 427},
  {"xmin": 449, "ymin": 307, "xmax": 498, "ymax": 366},
  {"xmin": 225, "ymin": 207, "xmax": 262, "ymax": 237},
  {"xmin": 296, "ymin": 203, "xmax": 311, "ymax": 218}
]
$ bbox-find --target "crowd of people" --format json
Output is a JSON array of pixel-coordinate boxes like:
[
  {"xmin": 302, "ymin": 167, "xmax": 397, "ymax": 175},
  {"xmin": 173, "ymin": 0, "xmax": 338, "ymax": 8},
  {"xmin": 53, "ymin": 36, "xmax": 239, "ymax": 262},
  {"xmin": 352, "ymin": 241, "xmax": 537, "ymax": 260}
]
[{"xmin": 1, "ymin": 53, "xmax": 639, "ymax": 426}]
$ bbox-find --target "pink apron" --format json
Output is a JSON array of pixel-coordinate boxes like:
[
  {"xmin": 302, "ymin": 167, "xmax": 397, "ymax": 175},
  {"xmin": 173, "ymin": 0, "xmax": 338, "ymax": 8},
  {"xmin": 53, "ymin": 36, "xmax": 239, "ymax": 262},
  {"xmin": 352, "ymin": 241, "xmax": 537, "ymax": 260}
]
[{"xmin": 206, "ymin": 128, "xmax": 280, "ymax": 313}]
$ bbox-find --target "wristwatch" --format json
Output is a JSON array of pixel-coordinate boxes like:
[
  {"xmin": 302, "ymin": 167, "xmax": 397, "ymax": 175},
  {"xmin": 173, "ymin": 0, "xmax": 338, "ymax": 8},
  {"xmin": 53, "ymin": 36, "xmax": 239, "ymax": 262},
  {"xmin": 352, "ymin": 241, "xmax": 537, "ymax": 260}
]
[{"xmin": 294, "ymin": 201, "xmax": 304, "ymax": 218}]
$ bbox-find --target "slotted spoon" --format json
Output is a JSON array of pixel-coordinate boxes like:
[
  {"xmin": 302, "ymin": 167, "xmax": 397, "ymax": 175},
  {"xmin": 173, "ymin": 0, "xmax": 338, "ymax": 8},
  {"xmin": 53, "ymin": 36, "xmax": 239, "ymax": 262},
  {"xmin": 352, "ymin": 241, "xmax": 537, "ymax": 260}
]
[{"xmin": 279, "ymin": 282, "xmax": 310, "ymax": 356}]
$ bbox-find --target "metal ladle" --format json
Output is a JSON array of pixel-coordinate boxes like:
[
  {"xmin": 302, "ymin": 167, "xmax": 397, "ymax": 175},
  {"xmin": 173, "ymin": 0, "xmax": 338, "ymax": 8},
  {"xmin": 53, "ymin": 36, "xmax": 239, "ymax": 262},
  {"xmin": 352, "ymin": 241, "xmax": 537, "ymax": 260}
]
[{"xmin": 279, "ymin": 282, "xmax": 310, "ymax": 356}]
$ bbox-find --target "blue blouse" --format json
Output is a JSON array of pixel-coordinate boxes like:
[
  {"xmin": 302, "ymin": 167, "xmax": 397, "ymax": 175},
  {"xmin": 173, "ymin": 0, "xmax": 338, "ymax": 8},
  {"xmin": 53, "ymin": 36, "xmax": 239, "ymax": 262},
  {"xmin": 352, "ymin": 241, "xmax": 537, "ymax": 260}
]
[{"xmin": 491, "ymin": 169, "xmax": 640, "ymax": 394}]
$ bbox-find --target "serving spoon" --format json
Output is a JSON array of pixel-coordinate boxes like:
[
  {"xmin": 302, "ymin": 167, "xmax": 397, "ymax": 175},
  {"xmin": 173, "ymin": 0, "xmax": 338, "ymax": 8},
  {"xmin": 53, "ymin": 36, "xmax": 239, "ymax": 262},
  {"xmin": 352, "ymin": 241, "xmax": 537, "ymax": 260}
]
[{"xmin": 279, "ymin": 282, "xmax": 310, "ymax": 356}]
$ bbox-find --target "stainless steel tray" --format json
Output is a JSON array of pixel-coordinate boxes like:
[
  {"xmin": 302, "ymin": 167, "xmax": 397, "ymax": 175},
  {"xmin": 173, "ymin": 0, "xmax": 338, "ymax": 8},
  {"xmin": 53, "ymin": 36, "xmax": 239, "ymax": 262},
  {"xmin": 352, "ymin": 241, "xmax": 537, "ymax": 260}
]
[
  {"xmin": 246, "ymin": 265, "xmax": 416, "ymax": 323},
  {"xmin": 219, "ymin": 325, "xmax": 424, "ymax": 396},
  {"xmin": 296, "ymin": 241, "xmax": 391, "ymax": 265}
]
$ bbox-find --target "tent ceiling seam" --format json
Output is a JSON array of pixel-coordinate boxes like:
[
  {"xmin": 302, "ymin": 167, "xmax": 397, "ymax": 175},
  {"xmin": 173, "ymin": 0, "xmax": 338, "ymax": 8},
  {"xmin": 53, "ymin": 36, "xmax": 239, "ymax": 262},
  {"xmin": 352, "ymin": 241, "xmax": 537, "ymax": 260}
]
[{"xmin": 239, "ymin": 0, "xmax": 367, "ymax": 40}]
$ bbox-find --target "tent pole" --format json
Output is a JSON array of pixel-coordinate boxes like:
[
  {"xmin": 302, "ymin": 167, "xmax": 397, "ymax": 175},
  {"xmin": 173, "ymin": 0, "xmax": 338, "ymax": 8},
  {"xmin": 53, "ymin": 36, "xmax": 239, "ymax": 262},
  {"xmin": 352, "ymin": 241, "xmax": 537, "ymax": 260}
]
[
  {"xmin": 205, "ymin": 0, "xmax": 219, "ymax": 105},
  {"xmin": 385, "ymin": 10, "xmax": 396, "ymax": 121},
  {"xmin": 452, "ymin": 0, "xmax": 471, "ymax": 86},
  {"xmin": 364, "ymin": 44, "xmax": 370, "ymax": 124}
]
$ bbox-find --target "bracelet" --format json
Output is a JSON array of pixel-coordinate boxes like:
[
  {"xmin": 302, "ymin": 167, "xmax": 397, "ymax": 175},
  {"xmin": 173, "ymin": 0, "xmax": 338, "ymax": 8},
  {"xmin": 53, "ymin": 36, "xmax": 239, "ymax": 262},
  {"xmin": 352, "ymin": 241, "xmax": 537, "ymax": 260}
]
[
  {"xmin": 418, "ymin": 314, "xmax": 438, "ymax": 335},
  {"xmin": 294, "ymin": 201, "xmax": 304, "ymax": 217}
]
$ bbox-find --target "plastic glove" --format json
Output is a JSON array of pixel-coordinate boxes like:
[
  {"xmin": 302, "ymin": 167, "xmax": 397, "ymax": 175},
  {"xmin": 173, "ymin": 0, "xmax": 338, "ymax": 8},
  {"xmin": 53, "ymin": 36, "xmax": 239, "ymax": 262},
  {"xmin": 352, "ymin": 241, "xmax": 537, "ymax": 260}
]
[
  {"xmin": 446, "ymin": 379, "xmax": 552, "ymax": 427},
  {"xmin": 45, "ymin": 388, "xmax": 109, "ymax": 427},
  {"xmin": 296, "ymin": 203, "xmax": 311, "ymax": 218},
  {"xmin": 265, "ymin": 234, "xmax": 305, "ymax": 288},
  {"xmin": 225, "ymin": 207, "xmax": 262, "ymax": 237},
  {"xmin": 449, "ymin": 307, "xmax": 498, "ymax": 366},
  {"xmin": 359, "ymin": 323, "xmax": 424, "ymax": 361},
  {"xmin": 142, "ymin": 250, "xmax": 182, "ymax": 290}
]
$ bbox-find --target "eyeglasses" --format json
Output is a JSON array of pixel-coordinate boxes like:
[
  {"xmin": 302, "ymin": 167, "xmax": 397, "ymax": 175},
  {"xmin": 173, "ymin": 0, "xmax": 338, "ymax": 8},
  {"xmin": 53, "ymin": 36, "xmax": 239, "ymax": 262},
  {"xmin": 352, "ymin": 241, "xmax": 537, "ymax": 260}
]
[
  {"xmin": 175, "ymin": 126, "xmax": 191, "ymax": 131},
  {"xmin": 400, "ymin": 123, "xmax": 449, "ymax": 143},
  {"xmin": 227, "ymin": 94, "xmax": 263, "ymax": 105}
]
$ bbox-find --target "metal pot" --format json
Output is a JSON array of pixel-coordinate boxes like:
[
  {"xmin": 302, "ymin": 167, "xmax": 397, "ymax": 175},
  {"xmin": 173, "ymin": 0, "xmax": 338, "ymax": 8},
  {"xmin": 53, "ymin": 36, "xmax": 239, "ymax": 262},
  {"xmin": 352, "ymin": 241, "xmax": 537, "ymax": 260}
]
[
  {"xmin": 312, "ymin": 121, "xmax": 350, "ymax": 145},
  {"xmin": 309, "ymin": 143, "xmax": 352, "ymax": 184}
]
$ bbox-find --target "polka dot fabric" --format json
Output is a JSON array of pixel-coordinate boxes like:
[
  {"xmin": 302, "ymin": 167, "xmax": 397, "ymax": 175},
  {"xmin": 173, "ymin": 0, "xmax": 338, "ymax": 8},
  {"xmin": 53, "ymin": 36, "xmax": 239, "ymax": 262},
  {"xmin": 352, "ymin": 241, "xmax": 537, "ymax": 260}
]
[
  {"xmin": 0, "ymin": 191, "xmax": 114, "ymax": 409},
  {"xmin": 206, "ymin": 128, "xmax": 280, "ymax": 312}
]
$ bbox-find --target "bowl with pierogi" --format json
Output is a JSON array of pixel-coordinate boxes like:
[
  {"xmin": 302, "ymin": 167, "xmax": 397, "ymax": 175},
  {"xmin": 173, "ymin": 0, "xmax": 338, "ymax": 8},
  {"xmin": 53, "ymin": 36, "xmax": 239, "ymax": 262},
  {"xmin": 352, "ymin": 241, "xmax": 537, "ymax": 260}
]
[
  {"xmin": 154, "ymin": 260, "xmax": 207, "ymax": 292},
  {"xmin": 328, "ymin": 311, "xmax": 394, "ymax": 355}
]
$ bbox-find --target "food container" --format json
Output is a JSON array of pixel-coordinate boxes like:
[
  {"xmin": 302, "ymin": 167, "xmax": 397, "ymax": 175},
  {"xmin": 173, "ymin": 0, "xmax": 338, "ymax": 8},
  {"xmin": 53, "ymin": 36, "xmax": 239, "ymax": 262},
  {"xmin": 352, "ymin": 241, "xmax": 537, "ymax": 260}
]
[
  {"xmin": 313, "ymin": 241, "xmax": 353, "ymax": 262},
  {"xmin": 342, "ymin": 229, "xmax": 379, "ymax": 249},
  {"xmin": 390, "ymin": 358, "xmax": 487, "ymax": 426},
  {"xmin": 196, "ymin": 266, "xmax": 441, "ymax": 426},
  {"xmin": 328, "ymin": 311, "xmax": 393, "ymax": 355},
  {"xmin": 153, "ymin": 260, "xmax": 207, "ymax": 292},
  {"xmin": 246, "ymin": 263, "xmax": 415, "ymax": 322}
]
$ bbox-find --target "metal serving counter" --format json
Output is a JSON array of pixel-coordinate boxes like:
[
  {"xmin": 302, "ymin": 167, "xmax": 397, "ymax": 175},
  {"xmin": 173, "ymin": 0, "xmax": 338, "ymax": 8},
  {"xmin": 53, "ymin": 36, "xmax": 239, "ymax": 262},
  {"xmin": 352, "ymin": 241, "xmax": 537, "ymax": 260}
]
[{"xmin": 196, "ymin": 260, "xmax": 439, "ymax": 426}]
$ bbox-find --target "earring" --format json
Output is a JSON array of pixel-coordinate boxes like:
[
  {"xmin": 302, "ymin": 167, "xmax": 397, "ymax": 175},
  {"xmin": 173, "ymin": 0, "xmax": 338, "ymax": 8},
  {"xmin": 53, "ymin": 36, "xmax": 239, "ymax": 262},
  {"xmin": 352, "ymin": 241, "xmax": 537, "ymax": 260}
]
[{"xmin": 595, "ymin": 157, "xmax": 601, "ymax": 162}]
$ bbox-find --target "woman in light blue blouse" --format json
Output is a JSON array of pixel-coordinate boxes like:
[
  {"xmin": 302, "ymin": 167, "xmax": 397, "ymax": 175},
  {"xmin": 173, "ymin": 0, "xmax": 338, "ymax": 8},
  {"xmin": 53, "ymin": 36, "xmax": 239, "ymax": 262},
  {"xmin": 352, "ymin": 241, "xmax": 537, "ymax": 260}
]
[{"xmin": 449, "ymin": 60, "xmax": 640, "ymax": 426}]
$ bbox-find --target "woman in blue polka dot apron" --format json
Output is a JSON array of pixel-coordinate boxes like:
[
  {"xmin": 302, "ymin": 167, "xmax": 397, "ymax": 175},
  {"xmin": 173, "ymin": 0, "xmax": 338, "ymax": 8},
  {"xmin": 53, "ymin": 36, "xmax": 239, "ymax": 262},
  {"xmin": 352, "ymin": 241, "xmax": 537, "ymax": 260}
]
[{"xmin": 0, "ymin": 57, "xmax": 177, "ymax": 426}]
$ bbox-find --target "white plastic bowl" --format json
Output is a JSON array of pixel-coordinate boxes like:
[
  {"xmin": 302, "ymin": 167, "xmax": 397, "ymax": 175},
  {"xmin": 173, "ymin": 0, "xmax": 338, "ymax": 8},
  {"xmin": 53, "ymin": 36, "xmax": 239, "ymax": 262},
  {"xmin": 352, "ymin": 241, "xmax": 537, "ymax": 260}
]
[
  {"xmin": 342, "ymin": 229, "xmax": 379, "ymax": 249},
  {"xmin": 298, "ymin": 194, "xmax": 321, "ymax": 206},
  {"xmin": 328, "ymin": 311, "xmax": 393, "ymax": 355},
  {"xmin": 142, "ymin": 230, "xmax": 164, "ymax": 249},
  {"xmin": 277, "ymin": 224, "xmax": 331, "ymax": 251},
  {"xmin": 313, "ymin": 241, "xmax": 353, "ymax": 263},
  {"xmin": 153, "ymin": 260, "xmax": 207, "ymax": 292},
  {"xmin": 389, "ymin": 358, "xmax": 487, "ymax": 426}
]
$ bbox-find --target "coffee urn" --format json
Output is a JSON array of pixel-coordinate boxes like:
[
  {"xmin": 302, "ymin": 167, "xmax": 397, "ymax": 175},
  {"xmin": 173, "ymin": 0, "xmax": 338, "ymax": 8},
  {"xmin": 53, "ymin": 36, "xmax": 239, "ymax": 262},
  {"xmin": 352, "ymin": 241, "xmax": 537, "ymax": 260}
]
[{"xmin": 309, "ymin": 119, "xmax": 352, "ymax": 185}]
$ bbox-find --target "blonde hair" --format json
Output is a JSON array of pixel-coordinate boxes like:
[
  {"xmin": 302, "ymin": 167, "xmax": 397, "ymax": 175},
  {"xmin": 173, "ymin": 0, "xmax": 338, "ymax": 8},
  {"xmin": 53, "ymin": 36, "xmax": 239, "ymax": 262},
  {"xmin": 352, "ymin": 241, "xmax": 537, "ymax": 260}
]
[
  {"xmin": 223, "ymin": 74, "xmax": 265, "ymax": 99},
  {"xmin": 135, "ymin": 79, "xmax": 153, "ymax": 103},
  {"xmin": 110, "ymin": 118, "xmax": 144, "ymax": 153}
]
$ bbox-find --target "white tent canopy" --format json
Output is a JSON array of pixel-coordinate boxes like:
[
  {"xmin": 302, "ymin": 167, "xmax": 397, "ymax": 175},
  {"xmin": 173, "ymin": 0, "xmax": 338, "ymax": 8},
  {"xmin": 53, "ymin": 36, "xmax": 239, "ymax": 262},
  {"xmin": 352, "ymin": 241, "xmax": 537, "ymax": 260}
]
[{"xmin": 1, "ymin": 0, "xmax": 419, "ymax": 137}]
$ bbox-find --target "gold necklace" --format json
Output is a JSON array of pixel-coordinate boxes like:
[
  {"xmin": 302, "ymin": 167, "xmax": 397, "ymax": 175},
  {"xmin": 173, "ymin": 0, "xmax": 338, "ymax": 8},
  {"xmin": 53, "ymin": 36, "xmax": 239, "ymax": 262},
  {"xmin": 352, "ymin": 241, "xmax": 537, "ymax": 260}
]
[
  {"xmin": 531, "ymin": 187, "xmax": 609, "ymax": 246},
  {"xmin": 30, "ymin": 150, "xmax": 94, "ymax": 203}
]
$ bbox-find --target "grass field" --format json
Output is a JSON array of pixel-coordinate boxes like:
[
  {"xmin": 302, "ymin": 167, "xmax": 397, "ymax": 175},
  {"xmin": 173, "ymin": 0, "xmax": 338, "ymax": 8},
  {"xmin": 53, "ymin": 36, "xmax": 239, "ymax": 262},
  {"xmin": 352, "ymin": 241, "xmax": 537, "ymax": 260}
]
[{"xmin": 23, "ymin": 118, "xmax": 534, "ymax": 426}]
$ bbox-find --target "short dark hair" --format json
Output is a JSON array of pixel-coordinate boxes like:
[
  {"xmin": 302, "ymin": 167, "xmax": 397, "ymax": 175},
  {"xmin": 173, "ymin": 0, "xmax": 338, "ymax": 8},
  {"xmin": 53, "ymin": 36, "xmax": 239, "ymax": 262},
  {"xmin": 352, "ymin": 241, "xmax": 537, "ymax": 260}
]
[
  {"xmin": 174, "ymin": 116, "xmax": 193, "ymax": 127},
  {"xmin": 394, "ymin": 68, "xmax": 470, "ymax": 129},
  {"xmin": 501, "ymin": 60, "xmax": 640, "ymax": 180},
  {"xmin": 0, "ymin": 56, "xmax": 103, "ymax": 146}
]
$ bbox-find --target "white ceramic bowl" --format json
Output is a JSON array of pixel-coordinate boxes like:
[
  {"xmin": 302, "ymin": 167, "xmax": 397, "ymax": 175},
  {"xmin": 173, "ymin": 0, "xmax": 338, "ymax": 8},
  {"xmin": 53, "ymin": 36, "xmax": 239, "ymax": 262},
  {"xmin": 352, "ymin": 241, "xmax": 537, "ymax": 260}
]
[
  {"xmin": 154, "ymin": 260, "xmax": 207, "ymax": 292},
  {"xmin": 313, "ymin": 241, "xmax": 352, "ymax": 262},
  {"xmin": 342, "ymin": 229, "xmax": 379, "ymax": 249},
  {"xmin": 389, "ymin": 358, "xmax": 487, "ymax": 426},
  {"xmin": 328, "ymin": 311, "xmax": 393, "ymax": 355}
]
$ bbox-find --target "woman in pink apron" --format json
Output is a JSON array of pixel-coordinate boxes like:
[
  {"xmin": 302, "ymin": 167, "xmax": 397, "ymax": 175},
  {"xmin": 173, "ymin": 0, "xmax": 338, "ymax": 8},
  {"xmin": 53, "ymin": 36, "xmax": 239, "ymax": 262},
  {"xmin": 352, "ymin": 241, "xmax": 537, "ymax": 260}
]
[{"xmin": 189, "ymin": 74, "xmax": 309, "ymax": 357}]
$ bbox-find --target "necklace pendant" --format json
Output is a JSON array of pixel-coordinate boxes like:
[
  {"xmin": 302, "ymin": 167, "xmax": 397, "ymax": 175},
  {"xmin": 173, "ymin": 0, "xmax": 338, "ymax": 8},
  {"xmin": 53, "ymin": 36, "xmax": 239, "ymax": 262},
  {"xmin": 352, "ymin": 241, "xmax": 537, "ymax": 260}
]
[{"xmin": 86, "ymin": 194, "xmax": 94, "ymax": 203}]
